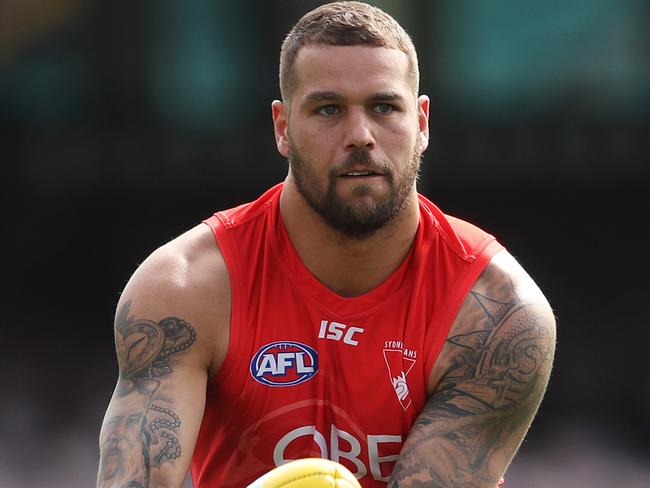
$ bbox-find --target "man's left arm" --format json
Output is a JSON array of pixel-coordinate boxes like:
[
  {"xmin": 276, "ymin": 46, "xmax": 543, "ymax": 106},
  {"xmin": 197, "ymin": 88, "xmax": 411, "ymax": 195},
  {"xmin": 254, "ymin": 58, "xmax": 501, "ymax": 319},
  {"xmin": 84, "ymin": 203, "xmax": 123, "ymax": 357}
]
[{"xmin": 389, "ymin": 250, "xmax": 556, "ymax": 487}]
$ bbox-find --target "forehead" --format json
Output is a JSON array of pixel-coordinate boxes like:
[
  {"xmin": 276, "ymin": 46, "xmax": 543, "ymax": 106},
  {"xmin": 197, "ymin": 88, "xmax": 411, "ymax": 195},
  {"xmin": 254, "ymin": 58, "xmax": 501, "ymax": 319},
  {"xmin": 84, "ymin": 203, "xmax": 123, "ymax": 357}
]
[{"xmin": 292, "ymin": 45, "xmax": 413, "ymax": 102}]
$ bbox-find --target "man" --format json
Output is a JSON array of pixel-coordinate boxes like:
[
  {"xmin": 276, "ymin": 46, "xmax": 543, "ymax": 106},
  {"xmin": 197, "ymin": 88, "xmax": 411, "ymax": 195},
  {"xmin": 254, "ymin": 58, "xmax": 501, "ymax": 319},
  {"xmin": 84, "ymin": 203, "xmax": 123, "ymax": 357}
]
[{"xmin": 97, "ymin": 2, "xmax": 556, "ymax": 487}]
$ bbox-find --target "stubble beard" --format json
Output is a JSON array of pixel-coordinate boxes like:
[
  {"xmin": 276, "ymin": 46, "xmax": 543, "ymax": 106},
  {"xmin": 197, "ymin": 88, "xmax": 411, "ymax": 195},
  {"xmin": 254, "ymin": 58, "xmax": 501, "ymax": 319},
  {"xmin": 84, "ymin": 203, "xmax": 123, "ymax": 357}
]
[{"xmin": 288, "ymin": 141, "xmax": 422, "ymax": 240}]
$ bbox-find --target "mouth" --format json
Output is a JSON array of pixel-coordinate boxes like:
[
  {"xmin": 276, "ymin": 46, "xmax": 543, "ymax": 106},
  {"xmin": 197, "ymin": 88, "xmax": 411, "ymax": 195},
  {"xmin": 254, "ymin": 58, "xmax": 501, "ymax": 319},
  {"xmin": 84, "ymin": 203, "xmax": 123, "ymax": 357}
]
[{"xmin": 338, "ymin": 169, "xmax": 385, "ymax": 178}]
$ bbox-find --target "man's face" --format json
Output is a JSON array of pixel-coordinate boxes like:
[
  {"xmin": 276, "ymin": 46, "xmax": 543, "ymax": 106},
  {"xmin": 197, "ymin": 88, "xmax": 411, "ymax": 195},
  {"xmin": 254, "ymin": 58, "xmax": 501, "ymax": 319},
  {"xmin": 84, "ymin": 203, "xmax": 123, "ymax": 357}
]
[
  {"xmin": 273, "ymin": 45, "xmax": 429, "ymax": 239},
  {"xmin": 98, "ymin": 383, "xmax": 153, "ymax": 486}
]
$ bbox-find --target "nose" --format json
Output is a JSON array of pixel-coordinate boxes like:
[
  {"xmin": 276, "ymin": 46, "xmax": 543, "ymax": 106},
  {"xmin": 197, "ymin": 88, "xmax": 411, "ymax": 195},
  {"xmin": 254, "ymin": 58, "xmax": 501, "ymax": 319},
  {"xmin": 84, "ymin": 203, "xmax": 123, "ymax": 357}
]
[{"xmin": 342, "ymin": 108, "xmax": 375, "ymax": 151}]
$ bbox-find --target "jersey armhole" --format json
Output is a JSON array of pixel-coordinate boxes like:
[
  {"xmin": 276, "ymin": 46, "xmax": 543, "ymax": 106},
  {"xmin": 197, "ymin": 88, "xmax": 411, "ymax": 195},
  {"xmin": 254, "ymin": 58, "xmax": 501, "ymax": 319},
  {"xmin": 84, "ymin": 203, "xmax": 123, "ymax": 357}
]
[
  {"xmin": 423, "ymin": 238, "xmax": 504, "ymax": 378},
  {"xmin": 202, "ymin": 215, "xmax": 242, "ymax": 387}
]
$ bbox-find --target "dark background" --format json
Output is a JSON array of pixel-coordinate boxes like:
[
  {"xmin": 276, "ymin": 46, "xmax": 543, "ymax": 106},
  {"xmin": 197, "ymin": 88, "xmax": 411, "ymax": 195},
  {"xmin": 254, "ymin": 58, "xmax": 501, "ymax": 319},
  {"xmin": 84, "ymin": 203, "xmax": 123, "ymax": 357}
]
[{"xmin": 1, "ymin": 0, "xmax": 648, "ymax": 486}]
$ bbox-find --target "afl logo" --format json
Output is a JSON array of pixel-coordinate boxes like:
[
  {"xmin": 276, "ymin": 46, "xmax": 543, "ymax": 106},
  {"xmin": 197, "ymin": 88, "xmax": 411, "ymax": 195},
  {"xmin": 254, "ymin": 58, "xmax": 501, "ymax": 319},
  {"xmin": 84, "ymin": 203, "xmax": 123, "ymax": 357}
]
[{"xmin": 250, "ymin": 341, "xmax": 319, "ymax": 387}]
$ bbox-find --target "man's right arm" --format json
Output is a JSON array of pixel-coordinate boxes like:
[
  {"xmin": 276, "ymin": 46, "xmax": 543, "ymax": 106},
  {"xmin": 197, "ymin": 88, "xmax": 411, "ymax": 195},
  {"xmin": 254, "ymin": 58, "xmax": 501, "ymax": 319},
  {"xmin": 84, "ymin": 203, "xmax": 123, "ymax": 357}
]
[{"xmin": 97, "ymin": 226, "xmax": 229, "ymax": 488}]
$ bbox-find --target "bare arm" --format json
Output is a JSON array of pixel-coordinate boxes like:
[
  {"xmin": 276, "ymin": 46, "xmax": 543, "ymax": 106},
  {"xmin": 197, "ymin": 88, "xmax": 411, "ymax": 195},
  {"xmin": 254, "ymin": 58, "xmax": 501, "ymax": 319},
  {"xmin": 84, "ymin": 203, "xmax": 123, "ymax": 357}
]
[
  {"xmin": 389, "ymin": 251, "xmax": 556, "ymax": 487},
  {"xmin": 97, "ymin": 226, "xmax": 229, "ymax": 488},
  {"xmin": 98, "ymin": 302, "xmax": 204, "ymax": 488}
]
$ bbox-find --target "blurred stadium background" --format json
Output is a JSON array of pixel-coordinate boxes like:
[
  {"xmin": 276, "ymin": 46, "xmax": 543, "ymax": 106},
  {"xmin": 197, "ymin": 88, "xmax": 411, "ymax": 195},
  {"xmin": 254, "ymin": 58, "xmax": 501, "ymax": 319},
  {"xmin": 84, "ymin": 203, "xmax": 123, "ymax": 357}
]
[{"xmin": 1, "ymin": 0, "xmax": 648, "ymax": 486}]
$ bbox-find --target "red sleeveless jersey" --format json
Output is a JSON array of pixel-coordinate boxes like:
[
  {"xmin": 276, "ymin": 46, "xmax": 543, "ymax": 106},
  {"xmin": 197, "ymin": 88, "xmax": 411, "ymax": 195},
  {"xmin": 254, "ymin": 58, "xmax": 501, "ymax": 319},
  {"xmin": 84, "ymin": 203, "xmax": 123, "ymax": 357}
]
[{"xmin": 190, "ymin": 183, "xmax": 503, "ymax": 487}]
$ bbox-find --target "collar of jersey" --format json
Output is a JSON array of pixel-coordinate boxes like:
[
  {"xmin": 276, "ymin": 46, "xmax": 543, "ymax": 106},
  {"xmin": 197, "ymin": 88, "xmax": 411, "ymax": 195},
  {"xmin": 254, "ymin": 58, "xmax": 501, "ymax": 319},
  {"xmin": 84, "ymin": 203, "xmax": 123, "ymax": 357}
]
[{"xmin": 268, "ymin": 186, "xmax": 427, "ymax": 319}]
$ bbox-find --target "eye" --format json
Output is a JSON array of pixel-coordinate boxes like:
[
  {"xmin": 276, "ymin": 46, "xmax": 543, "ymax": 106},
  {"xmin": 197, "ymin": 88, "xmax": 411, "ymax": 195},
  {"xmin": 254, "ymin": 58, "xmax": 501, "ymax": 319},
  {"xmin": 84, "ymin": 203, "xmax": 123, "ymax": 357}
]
[
  {"xmin": 316, "ymin": 105, "xmax": 340, "ymax": 116},
  {"xmin": 373, "ymin": 103, "xmax": 394, "ymax": 114},
  {"xmin": 126, "ymin": 413, "xmax": 143, "ymax": 426}
]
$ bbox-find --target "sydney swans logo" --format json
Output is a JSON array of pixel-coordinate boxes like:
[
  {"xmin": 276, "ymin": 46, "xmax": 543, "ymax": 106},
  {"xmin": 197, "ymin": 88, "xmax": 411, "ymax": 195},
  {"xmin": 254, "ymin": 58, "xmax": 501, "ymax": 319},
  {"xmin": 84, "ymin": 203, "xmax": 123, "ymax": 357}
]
[{"xmin": 383, "ymin": 341, "xmax": 417, "ymax": 410}]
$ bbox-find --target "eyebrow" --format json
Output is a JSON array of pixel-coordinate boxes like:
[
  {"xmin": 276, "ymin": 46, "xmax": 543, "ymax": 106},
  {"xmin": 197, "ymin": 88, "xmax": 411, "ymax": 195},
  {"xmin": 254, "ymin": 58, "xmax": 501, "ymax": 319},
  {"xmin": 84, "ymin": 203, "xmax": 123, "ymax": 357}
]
[
  {"xmin": 303, "ymin": 91, "xmax": 405, "ymax": 105},
  {"xmin": 304, "ymin": 91, "xmax": 343, "ymax": 103},
  {"xmin": 370, "ymin": 91, "xmax": 405, "ymax": 103}
]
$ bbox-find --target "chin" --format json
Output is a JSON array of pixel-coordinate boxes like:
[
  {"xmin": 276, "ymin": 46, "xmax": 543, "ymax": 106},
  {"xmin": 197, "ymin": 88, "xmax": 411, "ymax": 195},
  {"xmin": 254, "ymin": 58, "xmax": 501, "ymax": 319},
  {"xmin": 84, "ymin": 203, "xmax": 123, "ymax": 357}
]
[{"xmin": 339, "ymin": 181, "xmax": 388, "ymax": 201}]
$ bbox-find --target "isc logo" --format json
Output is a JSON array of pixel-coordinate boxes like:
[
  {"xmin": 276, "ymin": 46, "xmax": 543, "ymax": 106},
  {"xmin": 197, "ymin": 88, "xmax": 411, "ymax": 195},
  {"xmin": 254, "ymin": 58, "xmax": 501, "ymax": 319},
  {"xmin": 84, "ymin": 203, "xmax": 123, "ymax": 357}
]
[
  {"xmin": 318, "ymin": 320, "xmax": 364, "ymax": 346},
  {"xmin": 250, "ymin": 341, "xmax": 319, "ymax": 387}
]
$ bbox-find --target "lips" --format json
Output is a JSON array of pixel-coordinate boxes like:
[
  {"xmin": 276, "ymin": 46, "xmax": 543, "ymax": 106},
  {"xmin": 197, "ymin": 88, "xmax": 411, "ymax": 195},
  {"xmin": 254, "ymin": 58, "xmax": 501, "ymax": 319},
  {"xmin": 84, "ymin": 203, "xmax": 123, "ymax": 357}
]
[{"xmin": 338, "ymin": 167, "xmax": 385, "ymax": 177}]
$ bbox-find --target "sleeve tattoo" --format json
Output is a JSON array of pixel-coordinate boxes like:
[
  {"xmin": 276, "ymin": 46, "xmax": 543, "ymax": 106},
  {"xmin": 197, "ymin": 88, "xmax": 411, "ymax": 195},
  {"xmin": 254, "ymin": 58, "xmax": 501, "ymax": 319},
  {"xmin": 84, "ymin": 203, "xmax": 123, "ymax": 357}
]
[
  {"xmin": 98, "ymin": 302, "xmax": 196, "ymax": 488},
  {"xmin": 389, "ymin": 290, "xmax": 555, "ymax": 487}
]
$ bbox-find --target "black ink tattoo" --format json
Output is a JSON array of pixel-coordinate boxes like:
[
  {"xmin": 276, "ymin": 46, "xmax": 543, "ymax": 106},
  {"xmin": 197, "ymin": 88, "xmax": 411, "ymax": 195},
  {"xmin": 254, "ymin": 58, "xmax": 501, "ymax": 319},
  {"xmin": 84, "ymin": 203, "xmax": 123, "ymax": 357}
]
[
  {"xmin": 98, "ymin": 302, "xmax": 196, "ymax": 488},
  {"xmin": 389, "ymin": 284, "xmax": 555, "ymax": 487}
]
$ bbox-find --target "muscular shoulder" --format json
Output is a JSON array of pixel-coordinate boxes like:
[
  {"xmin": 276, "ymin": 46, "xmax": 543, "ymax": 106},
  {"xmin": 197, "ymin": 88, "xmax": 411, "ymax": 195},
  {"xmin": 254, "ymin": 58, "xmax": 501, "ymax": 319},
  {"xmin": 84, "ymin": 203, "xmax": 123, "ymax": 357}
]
[
  {"xmin": 118, "ymin": 223, "xmax": 231, "ymax": 376},
  {"xmin": 468, "ymin": 250, "xmax": 551, "ymax": 307},
  {"xmin": 429, "ymin": 250, "xmax": 556, "ymax": 394},
  {"xmin": 126, "ymin": 224, "xmax": 229, "ymax": 302}
]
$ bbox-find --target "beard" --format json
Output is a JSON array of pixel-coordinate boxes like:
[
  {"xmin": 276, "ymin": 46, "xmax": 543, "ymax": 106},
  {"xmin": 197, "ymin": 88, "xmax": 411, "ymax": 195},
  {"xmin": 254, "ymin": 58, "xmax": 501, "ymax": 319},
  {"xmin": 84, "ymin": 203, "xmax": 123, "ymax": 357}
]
[{"xmin": 288, "ymin": 139, "xmax": 422, "ymax": 240}]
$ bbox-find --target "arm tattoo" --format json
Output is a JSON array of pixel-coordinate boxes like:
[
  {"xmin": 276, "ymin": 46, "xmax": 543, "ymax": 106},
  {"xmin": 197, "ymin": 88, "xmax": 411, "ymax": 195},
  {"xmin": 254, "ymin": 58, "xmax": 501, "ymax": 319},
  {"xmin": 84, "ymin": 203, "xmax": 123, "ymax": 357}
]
[
  {"xmin": 98, "ymin": 302, "xmax": 196, "ymax": 488},
  {"xmin": 389, "ymin": 290, "xmax": 555, "ymax": 487}
]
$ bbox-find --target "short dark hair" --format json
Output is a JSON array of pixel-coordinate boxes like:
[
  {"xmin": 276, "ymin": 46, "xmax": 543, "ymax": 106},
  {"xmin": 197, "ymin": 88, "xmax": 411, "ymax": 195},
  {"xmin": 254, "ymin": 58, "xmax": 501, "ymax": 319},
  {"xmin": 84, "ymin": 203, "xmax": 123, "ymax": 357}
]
[{"xmin": 279, "ymin": 1, "xmax": 419, "ymax": 103}]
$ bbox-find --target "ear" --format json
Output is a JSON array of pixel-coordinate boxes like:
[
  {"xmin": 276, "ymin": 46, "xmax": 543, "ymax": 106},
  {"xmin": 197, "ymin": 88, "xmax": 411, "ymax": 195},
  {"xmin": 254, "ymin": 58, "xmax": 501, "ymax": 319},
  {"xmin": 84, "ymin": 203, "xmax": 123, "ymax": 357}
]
[
  {"xmin": 416, "ymin": 95, "xmax": 430, "ymax": 152},
  {"xmin": 272, "ymin": 100, "xmax": 289, "ymax": 157}
]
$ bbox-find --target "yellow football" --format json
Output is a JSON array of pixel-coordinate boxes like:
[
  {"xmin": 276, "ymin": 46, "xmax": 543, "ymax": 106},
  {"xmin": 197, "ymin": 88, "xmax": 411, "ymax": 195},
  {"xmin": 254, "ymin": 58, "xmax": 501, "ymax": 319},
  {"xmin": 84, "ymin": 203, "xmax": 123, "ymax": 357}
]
[{"xmin": 247, "ymin": 458, "xmax": 362, "ymax": 488}]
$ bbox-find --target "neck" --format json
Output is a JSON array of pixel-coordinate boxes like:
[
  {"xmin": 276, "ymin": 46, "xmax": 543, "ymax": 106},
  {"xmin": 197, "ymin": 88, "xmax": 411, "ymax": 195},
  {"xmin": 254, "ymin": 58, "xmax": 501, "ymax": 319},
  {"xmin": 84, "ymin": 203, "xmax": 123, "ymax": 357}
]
[{"xmin": 279, "ymin": 178, "xmax": 420, "ymax": 297}]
